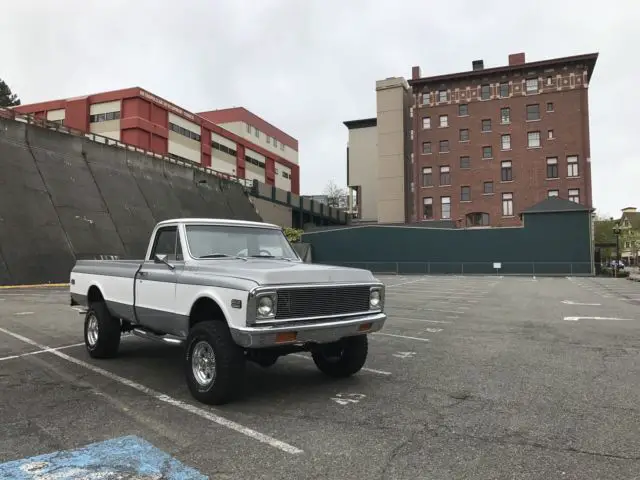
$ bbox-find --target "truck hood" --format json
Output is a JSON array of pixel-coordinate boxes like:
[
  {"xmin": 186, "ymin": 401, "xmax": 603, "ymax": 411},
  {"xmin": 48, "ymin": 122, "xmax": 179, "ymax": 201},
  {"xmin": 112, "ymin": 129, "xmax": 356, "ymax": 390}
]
[{"xmin": 183, "ymin": 259, "xmax": 379, "ymax": 287}]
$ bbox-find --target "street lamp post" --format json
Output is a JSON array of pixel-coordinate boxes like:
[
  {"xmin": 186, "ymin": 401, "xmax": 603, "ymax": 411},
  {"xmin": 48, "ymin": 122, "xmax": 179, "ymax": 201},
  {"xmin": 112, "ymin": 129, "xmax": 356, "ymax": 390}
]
[{"xmin": 613, "ymin": 223, "xmax": 622, "ymax": 276}]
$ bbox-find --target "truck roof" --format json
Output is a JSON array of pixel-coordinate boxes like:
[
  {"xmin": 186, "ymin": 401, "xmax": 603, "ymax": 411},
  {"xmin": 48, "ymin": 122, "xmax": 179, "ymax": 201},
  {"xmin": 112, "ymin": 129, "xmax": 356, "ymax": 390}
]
[{"xmin": 156, "ymin": 218, "xmax": 282, "ymax": 229}]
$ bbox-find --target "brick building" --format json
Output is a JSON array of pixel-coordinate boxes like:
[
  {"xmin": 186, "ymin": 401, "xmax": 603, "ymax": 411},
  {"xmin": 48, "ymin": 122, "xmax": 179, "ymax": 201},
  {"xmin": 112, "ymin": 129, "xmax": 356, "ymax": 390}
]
[
  {"xmin": 345, "ymin": 51, "xmax": 598, "ymax": 227},
  {"xmin": 12, "ymin": 88, "xmax": 300, "ymax": 194}
]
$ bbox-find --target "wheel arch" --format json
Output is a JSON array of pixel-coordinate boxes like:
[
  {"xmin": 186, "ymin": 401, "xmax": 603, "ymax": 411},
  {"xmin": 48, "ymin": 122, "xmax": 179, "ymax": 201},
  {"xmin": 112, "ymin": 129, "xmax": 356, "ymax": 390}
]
[{"xmin": 188, "ymin": 296, "xmax": 229, "ymax": 330}]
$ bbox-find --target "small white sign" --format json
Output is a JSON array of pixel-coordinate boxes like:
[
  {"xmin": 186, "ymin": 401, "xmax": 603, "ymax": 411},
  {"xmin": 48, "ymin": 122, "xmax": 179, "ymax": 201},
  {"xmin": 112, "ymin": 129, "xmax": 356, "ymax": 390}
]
[{"xmin": 493, "ymin": 262, "xmax": 502, "ymax": 269}]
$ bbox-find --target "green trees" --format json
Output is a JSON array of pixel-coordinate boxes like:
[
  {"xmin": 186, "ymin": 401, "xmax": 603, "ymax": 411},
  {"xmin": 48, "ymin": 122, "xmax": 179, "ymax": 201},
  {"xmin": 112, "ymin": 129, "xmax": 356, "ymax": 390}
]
[{"xmin": 0, "ymin": 79, "xmax": 20, "ymax": 107}]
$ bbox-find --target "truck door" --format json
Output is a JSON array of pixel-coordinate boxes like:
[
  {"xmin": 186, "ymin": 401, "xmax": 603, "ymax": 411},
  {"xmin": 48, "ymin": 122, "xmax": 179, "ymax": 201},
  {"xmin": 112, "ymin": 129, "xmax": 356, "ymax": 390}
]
[{"xmin": 134, "ymin": 225, "xmax": 184, "ymax": 335}]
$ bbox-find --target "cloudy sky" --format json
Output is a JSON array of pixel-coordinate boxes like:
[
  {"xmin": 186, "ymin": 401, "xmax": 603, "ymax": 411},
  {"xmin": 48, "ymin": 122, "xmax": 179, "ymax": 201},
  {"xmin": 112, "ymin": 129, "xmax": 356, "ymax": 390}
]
[{"xmin": 1, "ymin": 0, "xmax": 637, "ymax": 218}]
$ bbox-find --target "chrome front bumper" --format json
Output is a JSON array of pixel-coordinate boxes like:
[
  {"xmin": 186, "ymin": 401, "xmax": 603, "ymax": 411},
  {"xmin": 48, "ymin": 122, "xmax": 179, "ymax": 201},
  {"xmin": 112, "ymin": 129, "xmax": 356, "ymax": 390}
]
[{"xmin": 229, "ymin": 312, "xmax": 387, "ymax": 348}]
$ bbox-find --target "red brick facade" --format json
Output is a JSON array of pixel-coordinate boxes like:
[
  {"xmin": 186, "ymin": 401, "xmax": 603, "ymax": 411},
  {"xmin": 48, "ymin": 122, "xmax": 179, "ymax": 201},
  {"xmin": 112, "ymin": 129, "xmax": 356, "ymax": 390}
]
[
  {"xmin": 409, "ymin": 52, "xmax": 597, "ymax": 227},
  {"xmin": 13, "ymin": 88, "xmax": 300, "ymax": 194}
]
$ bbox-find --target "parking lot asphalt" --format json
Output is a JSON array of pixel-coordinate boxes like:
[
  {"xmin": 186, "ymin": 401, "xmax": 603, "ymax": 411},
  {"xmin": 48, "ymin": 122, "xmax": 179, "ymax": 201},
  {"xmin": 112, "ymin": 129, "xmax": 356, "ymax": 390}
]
[{"xmin": 0, "ymin": 275, "xmax": 639, "ymax": 479}]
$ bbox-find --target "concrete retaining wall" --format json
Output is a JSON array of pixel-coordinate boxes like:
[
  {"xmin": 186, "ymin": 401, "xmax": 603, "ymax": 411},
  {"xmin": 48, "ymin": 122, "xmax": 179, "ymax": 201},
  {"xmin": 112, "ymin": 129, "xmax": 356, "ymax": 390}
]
[{"xmin": 0, "ymin": 117, "xmax": 262, "ymax": 285}]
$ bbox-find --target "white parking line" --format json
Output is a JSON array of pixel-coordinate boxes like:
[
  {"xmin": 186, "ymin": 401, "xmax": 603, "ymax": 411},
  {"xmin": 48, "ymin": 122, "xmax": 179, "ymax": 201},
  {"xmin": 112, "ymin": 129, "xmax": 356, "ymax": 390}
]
[
  {"xmin": 373, "ymin": 332, "xmax": 430, "ymax": 342},
  {"xmin": 386, "ymin": 278, "xmax": 431, "ymax": 288},
  {"xmin": 0, "ymin": 342, "xmax": 84, "ymax": 362},
  {"xmin": 0, "ymin": 327, "xmax": 303, "ymax": 455},
  {"xmin": 14, "ymin": 311, "xmax": 35, "ymax": 316},
  {"xmin": 290, "ymin": 354, "xmax": 392, "ymax": 376}
]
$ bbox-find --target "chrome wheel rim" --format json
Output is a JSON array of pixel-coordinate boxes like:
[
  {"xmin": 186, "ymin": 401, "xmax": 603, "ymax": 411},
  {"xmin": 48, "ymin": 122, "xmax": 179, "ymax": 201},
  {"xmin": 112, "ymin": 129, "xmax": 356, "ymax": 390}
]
[
  {"xmin": 87, "ymin": 314, "xmax": 99, "ymax": 347},
  {"xmin": 192, "ymin": 341, "xmax": 216, "ymax": 387}
]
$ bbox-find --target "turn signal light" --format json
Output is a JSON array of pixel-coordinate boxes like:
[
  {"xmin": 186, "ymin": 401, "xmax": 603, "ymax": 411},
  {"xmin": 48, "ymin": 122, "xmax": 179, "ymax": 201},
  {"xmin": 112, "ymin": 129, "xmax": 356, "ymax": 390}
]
[
  {"xmin": 358, "ymin": 323, "xmax": 373, "ymax": 332},
  {"xmin": 275, "ymin": 332, "xmax": 297, "ymax": 343}
]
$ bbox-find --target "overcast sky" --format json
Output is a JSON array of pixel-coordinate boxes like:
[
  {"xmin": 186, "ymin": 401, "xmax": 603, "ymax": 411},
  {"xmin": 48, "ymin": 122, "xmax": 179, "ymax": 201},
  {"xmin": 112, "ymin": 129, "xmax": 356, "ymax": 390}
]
[{"xmin": 1, "ymin": 0, "xmax": 637, "ymax": 218}]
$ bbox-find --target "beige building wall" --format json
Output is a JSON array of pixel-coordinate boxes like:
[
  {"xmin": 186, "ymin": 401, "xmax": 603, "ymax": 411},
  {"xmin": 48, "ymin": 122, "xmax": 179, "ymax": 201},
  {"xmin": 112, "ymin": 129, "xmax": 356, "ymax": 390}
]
[
  {"xmin": 216, "ymin": 120, "xmax": 299, "ymax": 165},
  {"xmin": 375, "ymin": 77, "xmax": 411, "ymax": 224},
  {"xmin": 347, "ymin": 125, "xmax": 378, "ymax": 222},
  {"xmin": 89, "ymin": 101, "xmax": 121, "ymax": 141},
  {"xmin": 168, "ymin": 112, "xmax": 201, "ymax": 163}
]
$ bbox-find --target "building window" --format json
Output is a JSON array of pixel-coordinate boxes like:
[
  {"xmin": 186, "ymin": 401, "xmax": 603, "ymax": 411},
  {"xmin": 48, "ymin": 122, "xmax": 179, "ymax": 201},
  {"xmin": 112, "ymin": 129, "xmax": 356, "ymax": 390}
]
[
  {"xmin": 459, "ymin": 156, "xmax": 470, "ymax": 169},
  {"xmin": 467, "ymin": 212, "xmax": 490, "ymax": 226},
  {"xmin": 459, "ymin": 129, "xmax": 469, "ymax": 142},
  {"xmin": 254, "ymin": 127, "xmax": 260, "ymax": 138},
  {"xmin": 461, "ymin": 186, "xmax": 471, "ymax": 201},
  {"xmin": 500, "ymin": 107, "xmax": 511, "ymax": 124},
  {"xmin": 548, "ymin": 190, "xmax": 559, "ymax": 198},
  {"xmin": 169, "ymin": 122, "xmax": 202, "ymax": 141},
  {"xmin": 439, "ymin": 166, "xmax": 451, "ymax": 185},
  {"xmin": 422, "ymin": 117, "xmax": 431, "ymax": 129},
  {"xmin": 546, "ymin": 102, "xmax": 554, "ymax": 112},
  {"xmin": 266, "ymin": 136, "xmax": 271, "ymax": 144},
  {"xmin": 211, "ymin": 140, "xmax": 237, "ymax": 157},
  {"xmin": 502, "ymin": 193, "xmax": 514, "ymax": 216},
  {"xmin": 526, "ymin": 78, "xmax": 539, "ymax": 93},
  {"xmin": 439, "ymin": 115, "xmax": 448, "ymax": 127},
  {"xmin": 526, "ymin": 104, "xmax": 540, "ymax": 121},
  {"xmin": 480, "ymin": 84, "xmax": 491, "ymax": 100},
  {"xmin": 499, "ymin": 83, "xmax": 509, "ymax": 98},
  {"xmin": 438, "ymin": 90, "xmax": 448, "ymax": 103},
  {"xmin": 483, "ymin": 181, "xmax": 493, "ymax": 194},
  {"xmin": 527, "ymin": 131, "xmax": 541, "ymax": 148},
  {"xmin": 548, "ymin": 130, "xmax": 554, "ymax": 139},
  {"xmin": 423, "ymin": 197, "xmax": 433, "ymax": 219},
  {"xmin": 441, "ymin": 196, "xmax": 451, "ymax": 219},
  {"xmin": 567, "ymin": 155, "xmax": 579, "ymax": 177},
  {"xmin": 482, "ymin": 146, "xmax": 492, "ymax": 159},
  {"xmin": 458, "ymin": 104, "xmax": 468, "ymax": 116},
  {"xmin": 274, "ymin": 139, "xmax": 278, "ymax": 148},
  {"xmin": 90, "ymin": 111, "xmax": 121, "ymax": 123},
  {"xmin": 546, "ymin": 157, "xmax": 558, "ymax": 178},
  {"xmin": 422, "ymin": 91, "xmax": 430, "ymax": 105},
  {"xmin": 501, "ymin": 134, "xmax": 511, "ymax": 150},
  {"xmin": 422, "ymin": 167, "xmax": 432, "ymax": 187},
  {"xmin": 501, "ymin": 161, "xmax": 513, "ymax": 182},
  {"xmin": 546, "ymin": 76, "xmax": 553, "ymax": 86},
  {"xmin": 245, "ymin": 154, "xmax": 266, "ymax": 169},
  {"xmin": 568, "ymin": 189, "xmax": 580, "ymax": 203},
  {"xmin": 246, "ymin": 123, "xmax": 251, "ymax": 133},
  {"xmin": 422, "ymin": 142, "xmax": 432, "ymax": 154},
  {"xmin": 481, "ymin": 119, "xmax": 491, "ymax": 132},
  {"xmin": 439, "ymin": 140, "xmax": 450, "ymax": 153}
]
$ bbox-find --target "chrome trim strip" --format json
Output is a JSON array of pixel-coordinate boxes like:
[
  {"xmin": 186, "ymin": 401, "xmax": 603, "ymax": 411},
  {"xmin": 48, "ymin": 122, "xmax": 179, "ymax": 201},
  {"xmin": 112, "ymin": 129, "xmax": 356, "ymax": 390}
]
[{"xmin": 236, "ymin": 312, "xmax": 386, "ymax": 335}]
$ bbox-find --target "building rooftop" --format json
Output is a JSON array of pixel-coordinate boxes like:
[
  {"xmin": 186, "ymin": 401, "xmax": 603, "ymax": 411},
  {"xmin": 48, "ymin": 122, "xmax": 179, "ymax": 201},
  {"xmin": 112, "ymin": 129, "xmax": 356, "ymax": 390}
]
[
  {"xmin": 343, "ymin": 118, "xmax": 377, "ymax": 130},
  {"xmin": 520, "ymin": 197, "xmax": 593, "ymax": 216},
  {"xmin": 409, "ymin": 52, "xmax": 599, "ymax": 87}
]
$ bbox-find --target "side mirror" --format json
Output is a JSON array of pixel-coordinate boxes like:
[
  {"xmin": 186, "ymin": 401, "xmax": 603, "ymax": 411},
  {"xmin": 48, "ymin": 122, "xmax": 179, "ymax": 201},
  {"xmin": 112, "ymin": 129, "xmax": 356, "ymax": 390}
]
[{"xmin": 154, "ymin": 254, "xmax": 175, "ymax": 270}]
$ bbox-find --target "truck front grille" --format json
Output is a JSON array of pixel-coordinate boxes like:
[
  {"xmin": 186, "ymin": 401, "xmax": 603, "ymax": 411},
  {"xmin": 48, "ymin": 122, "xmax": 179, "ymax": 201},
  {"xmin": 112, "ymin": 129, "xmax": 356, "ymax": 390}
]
[{"xmin": 275, "ymin": 285, "xmax": 371, "ymax": 320}]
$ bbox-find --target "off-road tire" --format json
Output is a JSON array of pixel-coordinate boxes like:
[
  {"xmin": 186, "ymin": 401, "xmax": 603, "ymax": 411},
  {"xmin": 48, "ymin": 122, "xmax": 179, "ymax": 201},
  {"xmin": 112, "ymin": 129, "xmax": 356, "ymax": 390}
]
[
  {"xmin": 312, "ymin": 334, "xmax": 369, "ymax": 378},
  {"xmin": 84, "ymin": 301, "xmax": 121, "ymax": 359},
  {"xmin": 184, "ymin": 321, "xmax": 246, "ymax": 405}
]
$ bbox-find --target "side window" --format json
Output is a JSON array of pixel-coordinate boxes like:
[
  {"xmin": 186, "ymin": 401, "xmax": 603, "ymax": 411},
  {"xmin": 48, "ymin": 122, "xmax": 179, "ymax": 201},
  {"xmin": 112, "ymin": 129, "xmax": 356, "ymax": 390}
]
[{"xmin": 149, "ymin": 227, "xmax": 183, "ymax": 261}]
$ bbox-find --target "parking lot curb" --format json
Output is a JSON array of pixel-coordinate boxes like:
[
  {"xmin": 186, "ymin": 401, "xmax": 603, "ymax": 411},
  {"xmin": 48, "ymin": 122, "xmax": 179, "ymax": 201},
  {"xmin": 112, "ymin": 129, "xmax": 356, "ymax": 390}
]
[
  {"xmin": 0, "ymin": 283, "xmax": 69, "ymax": 290},
  {"xmin": 627, "ymin": 275, "xmax": 640, "ymax": 283}
]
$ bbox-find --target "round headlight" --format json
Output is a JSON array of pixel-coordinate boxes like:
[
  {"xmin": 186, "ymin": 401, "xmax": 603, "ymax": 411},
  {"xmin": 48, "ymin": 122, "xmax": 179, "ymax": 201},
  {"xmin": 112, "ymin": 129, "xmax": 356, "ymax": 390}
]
[
  {"xmin": 257, "ymin": 296, "xmax": 274, "ymax": 316},
  {"xmin": 370, "ymin": 290, "xmax": 381, "ymax": 307}
]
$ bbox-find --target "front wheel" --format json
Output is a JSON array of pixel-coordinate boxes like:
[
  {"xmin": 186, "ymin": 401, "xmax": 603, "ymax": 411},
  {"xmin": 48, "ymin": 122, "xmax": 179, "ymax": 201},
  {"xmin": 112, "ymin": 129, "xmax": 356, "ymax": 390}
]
[
  {"xmin": 184, "ymin": 321, "xmax": 246, "ymax": 405},
  {"xmin": 311, "ymin": 335, "xmax": 369, "ymax": 378}
]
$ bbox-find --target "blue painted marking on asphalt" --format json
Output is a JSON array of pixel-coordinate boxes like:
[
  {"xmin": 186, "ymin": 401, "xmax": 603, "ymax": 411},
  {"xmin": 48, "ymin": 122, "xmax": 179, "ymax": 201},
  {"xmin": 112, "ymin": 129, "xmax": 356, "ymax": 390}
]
[{"xmin": 0, "ymin": 435, "xmax": 208, "ymax": 479}]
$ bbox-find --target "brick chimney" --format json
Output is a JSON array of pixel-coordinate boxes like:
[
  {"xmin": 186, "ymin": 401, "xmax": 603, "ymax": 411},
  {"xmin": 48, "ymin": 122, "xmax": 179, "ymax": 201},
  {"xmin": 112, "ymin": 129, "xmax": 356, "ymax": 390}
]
[
  {"xmin": 508, "ymin": 52, "xmax": 526, "ymax": 66},
  {"xmin": 411, "ymin": 66, "xmax": 421, "ymax": 80}
]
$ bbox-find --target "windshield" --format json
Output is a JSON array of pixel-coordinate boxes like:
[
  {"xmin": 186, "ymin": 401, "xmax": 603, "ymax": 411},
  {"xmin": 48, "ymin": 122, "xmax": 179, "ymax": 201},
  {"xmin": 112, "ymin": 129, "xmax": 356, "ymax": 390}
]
[{"xmin": 184, "ymin": 224, "xmax": 300, "ymax": 260}]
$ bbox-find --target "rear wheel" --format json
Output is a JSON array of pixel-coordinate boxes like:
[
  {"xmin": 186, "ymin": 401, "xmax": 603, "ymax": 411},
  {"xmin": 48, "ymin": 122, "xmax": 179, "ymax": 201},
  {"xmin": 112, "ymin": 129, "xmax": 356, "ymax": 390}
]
[
  {"xmin": 84, "ymin": 301, "xmax": 121, "ymax": 358},
  {"xmin": 311, "ymin": 335, "xmax": 369, "ymax": 378},
  {"xmin": 184, "ymin": 321, "xmax": 246, "ymax": 405}
]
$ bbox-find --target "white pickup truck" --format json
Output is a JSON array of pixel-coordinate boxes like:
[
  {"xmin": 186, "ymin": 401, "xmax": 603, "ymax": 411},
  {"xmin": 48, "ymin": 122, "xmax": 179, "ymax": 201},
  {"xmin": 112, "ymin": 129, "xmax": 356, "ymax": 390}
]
[{"xmin": 70, "ymin": 218, "xmax": 387, "ymax": 405}]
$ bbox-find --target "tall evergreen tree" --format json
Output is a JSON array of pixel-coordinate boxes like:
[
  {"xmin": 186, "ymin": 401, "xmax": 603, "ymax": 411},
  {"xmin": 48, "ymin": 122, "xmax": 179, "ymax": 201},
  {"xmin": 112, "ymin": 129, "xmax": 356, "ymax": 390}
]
[{"xmin": 0, "ymin": 79, "xmax": 21, "ymax": 107}]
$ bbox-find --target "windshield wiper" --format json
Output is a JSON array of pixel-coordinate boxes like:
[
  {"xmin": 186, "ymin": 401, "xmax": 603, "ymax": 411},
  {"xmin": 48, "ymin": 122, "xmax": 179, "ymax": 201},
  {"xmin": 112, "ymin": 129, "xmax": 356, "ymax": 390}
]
[{"xmin": 198, "ymin": 253, "xmax": 247, "ymax": 261}]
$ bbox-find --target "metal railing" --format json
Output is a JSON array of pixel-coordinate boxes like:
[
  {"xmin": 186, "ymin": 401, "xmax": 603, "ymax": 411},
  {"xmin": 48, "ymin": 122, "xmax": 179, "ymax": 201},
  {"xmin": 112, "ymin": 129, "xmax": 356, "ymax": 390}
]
[
  {"xmin": 319, "ymin": 261, "xmax": 594, "ymax": 276},
  {"xmin": 0, "ymin": 106, "xmax": 254, "ymax": 189}
]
